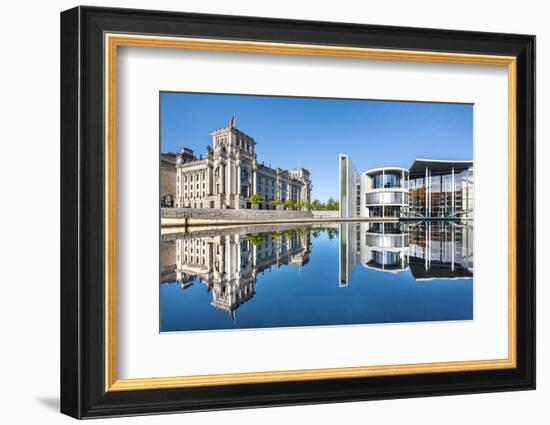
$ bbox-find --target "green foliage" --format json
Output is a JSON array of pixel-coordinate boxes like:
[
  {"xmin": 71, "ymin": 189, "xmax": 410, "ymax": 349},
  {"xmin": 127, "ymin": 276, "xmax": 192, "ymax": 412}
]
[
  {"xmin": 248, "ymin": 193, "xmax": 266, "ymax": 205},
  {"xmin": 310, "ymin": 199, "xmax": 323, "ymax": 210},
  {"xmin": 283, "ymin": 199, "xmax": 294, "ymax": 209},
  {"xmin": 270, "ymin": 197, "xmax": 282, "ymax": 206},
  {"xmin": 248, "ymin": 234, "xmax": 266, "ymax": 246},
  {"xmin": 326, "ymin": 228, "xmax": 339, "ymax": 240},
  {"xmin": 325, "ymin": 197, "xmax": 339, "ymax": 211},
  {"xmin": 283, "ymin": 229, "xmax": 295, "ymax": 238},
  {"xmin": 308, "ymin": 198, "xmax": 339, "ymax": 211}
]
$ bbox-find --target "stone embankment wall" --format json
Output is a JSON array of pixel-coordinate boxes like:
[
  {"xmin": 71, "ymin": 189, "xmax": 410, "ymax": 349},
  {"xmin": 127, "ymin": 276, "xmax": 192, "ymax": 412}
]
[
  {"xmin": 160, "ymin": 208, "xmax": 394, "ymax": 227},
  {"xmin": 161, "ymin": 208, "xmax": 314, "ymax": 226},
  {"xmin": 312, "ymin": 210, "xmax": 340, "ymax": 219}
]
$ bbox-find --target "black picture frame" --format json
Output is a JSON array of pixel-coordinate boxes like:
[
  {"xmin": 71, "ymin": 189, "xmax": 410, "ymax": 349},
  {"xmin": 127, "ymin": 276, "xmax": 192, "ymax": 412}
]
[{"xmin": 61, "ymin": 5, "xmax": 535, "ymax": 419}]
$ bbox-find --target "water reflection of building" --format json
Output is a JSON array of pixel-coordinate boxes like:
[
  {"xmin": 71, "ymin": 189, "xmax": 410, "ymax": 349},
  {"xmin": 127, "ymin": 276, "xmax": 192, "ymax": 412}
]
[
  {"xmin": 163, "ymin": 228, "xmax": 311, "ymax": 319},
  {"xmin": 339, "ymin": 156, "xmax": 473, "ymax": 219},
  {"xmin": 339, "ymin": 221, "xmax": 473, "ymax": 285},
  {"xmin": 360, "ymin": 222, "xmax": 410, "ymax": 273},
  {"xmin": 407, "ymin": 221, "xmax": 474, "ymax": 280}
]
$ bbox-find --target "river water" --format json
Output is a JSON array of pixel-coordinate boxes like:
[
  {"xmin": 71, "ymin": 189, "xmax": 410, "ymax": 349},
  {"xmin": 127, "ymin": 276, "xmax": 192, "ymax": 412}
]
[{"xmin": 160, "ymin": 221, "xmax": 473, "ymax": 332}]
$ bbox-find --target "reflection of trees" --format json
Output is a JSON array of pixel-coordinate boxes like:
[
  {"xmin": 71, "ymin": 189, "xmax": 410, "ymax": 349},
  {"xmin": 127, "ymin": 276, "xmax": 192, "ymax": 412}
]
[
  {"xmin": 248, "ymin": 234, "xmax": 266, "ymax": 246},
  {"xmin": 283, "ymin": 229, "xmax": 295, "ymax": 238},
  {"xmin": 309, "ymin": 226, "xmax": 339, "ymax": 240}
]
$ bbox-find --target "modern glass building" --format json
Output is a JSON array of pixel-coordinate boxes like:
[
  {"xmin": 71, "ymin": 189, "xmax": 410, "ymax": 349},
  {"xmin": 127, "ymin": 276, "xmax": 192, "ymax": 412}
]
[
  {"xmin": 408, "ymin": 159, "xmax": 474, "ymax": 219},
  {"xmin": 339, "ymin": 156, "xmax": 473, "ymax": 219},
  {"xmin": 360, "ymin": 167, "xmax": 409, "ymax": 218}
]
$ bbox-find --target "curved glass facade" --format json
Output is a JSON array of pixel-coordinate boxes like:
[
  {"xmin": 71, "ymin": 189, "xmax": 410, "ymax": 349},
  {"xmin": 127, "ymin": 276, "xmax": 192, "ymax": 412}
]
[
  {"xmin": 339, "ymin": 157, "xmax": 473, "ymax": 219},
  {"xmin": 368, "ymin": 251, "xmax": 407, "ymax": 271},
  {"xmin": 368, "ymin": 206, "xmax": 403, "ymax": 218},
  {"xmin": 365, "ymin": 233, "xmax": 409, "ymax": 249},
  {"xmin": 372, "ymin": 172, "xmax": 403, "ymax": 189},
  {"xmin": 366, "ymin": 191, "xmax": 408, "ymax": 205}
]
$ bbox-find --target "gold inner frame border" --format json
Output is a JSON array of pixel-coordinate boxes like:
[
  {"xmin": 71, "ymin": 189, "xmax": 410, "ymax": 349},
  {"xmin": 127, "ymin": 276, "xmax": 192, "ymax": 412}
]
[{"xmin": 104, "ymin": 33, "xmax": 517, "ymax": 392}]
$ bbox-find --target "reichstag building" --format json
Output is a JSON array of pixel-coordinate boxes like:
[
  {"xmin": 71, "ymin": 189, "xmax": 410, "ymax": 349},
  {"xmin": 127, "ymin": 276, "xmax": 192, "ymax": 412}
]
[{"xmin": 174, "ymin": 123, "xmax": 312, "ymax": 210}]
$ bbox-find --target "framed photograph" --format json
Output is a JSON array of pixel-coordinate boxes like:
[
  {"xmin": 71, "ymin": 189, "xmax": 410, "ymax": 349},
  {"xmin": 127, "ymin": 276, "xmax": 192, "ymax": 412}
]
[{"xmin": 60, "ymin": 6, "xmax": 535, "ymax": 419}]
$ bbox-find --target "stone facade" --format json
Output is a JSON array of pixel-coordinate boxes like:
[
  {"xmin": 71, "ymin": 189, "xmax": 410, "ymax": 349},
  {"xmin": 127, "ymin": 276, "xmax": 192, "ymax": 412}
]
[
  {"xmin": 160, "ymin": 152, "xmax": 177, "ymax": 207},
  {"xmin": 173, "ymin": 124, "xmax": 312, "ymax": 209}
]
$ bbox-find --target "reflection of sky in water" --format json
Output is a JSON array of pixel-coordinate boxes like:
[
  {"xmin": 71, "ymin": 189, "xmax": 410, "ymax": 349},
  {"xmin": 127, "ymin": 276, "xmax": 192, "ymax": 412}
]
[{"xmin": 160, "ymin": 222, "xmax": 473, "ymax": 332}]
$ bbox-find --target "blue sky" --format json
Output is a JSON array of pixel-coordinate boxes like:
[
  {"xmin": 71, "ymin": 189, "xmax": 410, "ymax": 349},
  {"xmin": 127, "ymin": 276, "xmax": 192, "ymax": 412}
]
[{"xmin": 160, "ymin": 92, "xmax": 473, "ymax": 201}]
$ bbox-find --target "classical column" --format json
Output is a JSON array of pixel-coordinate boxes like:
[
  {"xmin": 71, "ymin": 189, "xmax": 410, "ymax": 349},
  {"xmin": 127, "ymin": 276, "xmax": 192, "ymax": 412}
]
[
  {"xmin": 220, "ymin": 163, "xmax": 226, "ymax": 195},
  {"xmin": 236, "ymin": 160, "xmax": 241, "ymax": 204},
  {"xmin": 206, "ymin": 165, "xmax": 211, "ymax": 196},
  {"xmin": 175, "ymin": 169, "xmax": 180, "ymax": 207},
  {"xmin": 220, "ymin": 238, "xmax": 226, "ymax": 275},
  {"xmin": 252, "ymin": 167, "xmax": 257, "ymax": 194},
  {"xmin": 227, "ymin": 160, "xmax": 232, "ymax": 200}
]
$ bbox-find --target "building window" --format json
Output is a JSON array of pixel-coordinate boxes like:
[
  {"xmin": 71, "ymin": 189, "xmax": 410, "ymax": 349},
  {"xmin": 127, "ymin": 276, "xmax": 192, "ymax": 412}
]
[{"xmin": 373, "ymin": 172, "xmax": 402, "ymax": 189}]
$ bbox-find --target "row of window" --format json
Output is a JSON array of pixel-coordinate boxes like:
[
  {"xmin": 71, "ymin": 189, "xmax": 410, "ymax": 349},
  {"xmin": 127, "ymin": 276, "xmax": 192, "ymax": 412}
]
[
  {"xmin": 370, "ymin": 172, "xmax": 406, "ymax": 189},
  {"xmin": 181, "ymin": 191, "xmax": 206, "ymax": 199},
  {"xmin": 181, "ymin": 182, "xmax": 205, "ymax": 190},
  {"xmin": 408, "ymin": 171, "xmax": 473, "ymax": 192},
  {"xmin": 178, "ymin": 172, "xmax": 206, "ymax": 183}
]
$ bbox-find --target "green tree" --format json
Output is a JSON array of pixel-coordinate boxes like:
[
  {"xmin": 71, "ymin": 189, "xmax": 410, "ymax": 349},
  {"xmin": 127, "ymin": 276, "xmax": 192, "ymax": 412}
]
[
  {"xmin": 326, "ymin": 197, "xmax": 339, "ymax": 211},
  {"xmin": 270, "ymin": 197, "xmax": 282, "ymax": 207},
  {"xmin": 295, "ymin": 200, "xmax": 305, "ymax": 210},
  {"xmin": 248, "ymin": 193, "xmax": 266, "ymax": 205},
  {"xmin": 283, "ymin": 199, "xmax": 294, "ymax": 210},
  {"xmin": 310, "ymin": 199, "xmax": 323, "ymax": 211}
]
